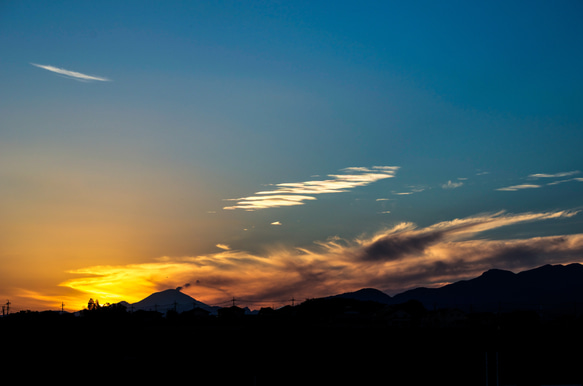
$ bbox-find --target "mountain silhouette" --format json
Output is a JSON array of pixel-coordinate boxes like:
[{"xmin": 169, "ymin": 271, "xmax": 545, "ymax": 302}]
[
  {"xmin": 128, "ymin": 288, "xmax": 220, "ymax": 314},
  {"xmin": 327, "ymin": 287, "xmax": 393, "ymax": 304},
  {"xmin": 390, "ymin": 263, "xmax": 583, "ymax": 313},
  {"xmin": 117, "ymin": 263, "xmax": 583, "ymax": 316}
]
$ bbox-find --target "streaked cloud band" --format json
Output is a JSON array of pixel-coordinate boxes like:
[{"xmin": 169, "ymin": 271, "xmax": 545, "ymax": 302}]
[{"xmin": 224, "ymin": 166, "xmax": 399, "ymax": 210}]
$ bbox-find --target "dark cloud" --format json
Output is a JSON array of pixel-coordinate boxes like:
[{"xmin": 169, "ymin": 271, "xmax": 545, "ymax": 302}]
[
  {"xmin": 368, "ymin": 258, "xmax": 481, "ymax": 294},
  {"xmin": 359, "ymin": 231, "xmax": 444, "ymax": 262},
  {"xmin": 484, "ymin": 236, "xmax": 583, "ymax": 269},
  {"xmin": 370, "ymin": 235, "xmax": 583, "ymax": 295},
  {"xmin": 175, "ymin": 283, "xmax": 192, "ymax": 291}
]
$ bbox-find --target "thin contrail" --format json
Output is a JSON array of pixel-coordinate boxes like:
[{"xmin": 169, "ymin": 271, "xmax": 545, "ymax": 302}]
[{"xmin": 31, "ymin": 63, "xmax": 111, "ymax": 82}]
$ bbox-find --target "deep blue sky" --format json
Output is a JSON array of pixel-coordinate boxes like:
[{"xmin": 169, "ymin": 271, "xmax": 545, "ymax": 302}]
[{"xmin": 2, "ymin": 1, "xmax": 583, "ymax": 310}]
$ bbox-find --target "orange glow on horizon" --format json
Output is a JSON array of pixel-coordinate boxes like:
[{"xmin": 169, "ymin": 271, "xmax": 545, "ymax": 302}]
[{"xmin": 10, "ymin": 210, "xmax": 583, "ymax": 313}]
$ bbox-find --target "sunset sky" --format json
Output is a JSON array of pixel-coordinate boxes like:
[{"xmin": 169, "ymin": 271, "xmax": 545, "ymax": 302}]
[{"xmin": 2, "ymin": 1, "xmax": 583, "ymax": 312}]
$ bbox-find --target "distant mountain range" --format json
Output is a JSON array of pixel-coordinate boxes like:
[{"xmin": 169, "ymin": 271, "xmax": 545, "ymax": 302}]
[
  {"xmin": 122, "ymin": 263, "xmax": 583, "ymax": 316},
  {"xmin": 334, "ymin": 263, "xmax": 583, "ymax": 314}
]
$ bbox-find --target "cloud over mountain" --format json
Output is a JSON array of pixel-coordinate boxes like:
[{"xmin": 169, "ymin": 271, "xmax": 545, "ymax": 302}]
[{"xmin": 61, "ymin": 209, "xmax": 582, "ymax": 307}]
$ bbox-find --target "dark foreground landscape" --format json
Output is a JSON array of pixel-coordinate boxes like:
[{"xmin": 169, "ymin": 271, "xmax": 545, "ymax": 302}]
[
  {"xmin": 3, "ymin": 264, "xmax": 583, "ymax": 385},
  {"xmin": 4, "ymin": 299, "xmax": 583, "ymax": 385}
]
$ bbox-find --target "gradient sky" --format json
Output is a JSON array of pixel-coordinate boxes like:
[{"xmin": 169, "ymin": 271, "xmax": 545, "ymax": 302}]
[{"xmin": 2, "ymin": 0, "xmax": 583, "ymax": 312}]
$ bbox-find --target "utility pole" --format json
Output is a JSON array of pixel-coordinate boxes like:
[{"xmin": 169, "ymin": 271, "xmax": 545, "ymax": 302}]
[
  {"xmin": 485, "ymin": 352, "xmax": 488, "ymax": 386},
  {"xmin": 485, "ymin": 352, "xmax": 500, "ymax": 386},
  {"xmin": 61, "ymin": 302, "xmax": 65, "ymax": 314},
  {"xmin": 6, "ymin": 300, "xmax": 10, "ymax": 315},
  {"xmin": 290, "ymin": 297, "xmax": 295, "ymax": 307},
  {"xmin": 232, "ymin": 297, "xmax": 236, "ymax": 307},
  {"xmin": 496, "ymin": 352, "xmax": 499, "ymax": 386}
]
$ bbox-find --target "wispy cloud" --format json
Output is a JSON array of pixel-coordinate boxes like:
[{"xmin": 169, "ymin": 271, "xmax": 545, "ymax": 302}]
[
  {"xmin": 60, "ymin": 209, "xmax": 581, "ymax": 308},
  {"xmin": 392, "ymin": 185, "xmax": 425, "ymax": 196},
  {"xmin": 547, "ymin": 177, "xmax": 583, "ymax": 186},
  {"xmin": 223, "ymin": 166, "xmax": 399, "ymax": 210},
  {"xmin": 496, "ymin": 184, "xmax": 541, "ymax": 192},
  {"xmin": 497, "ymin": 170, "xmax": 582, "ymax": 192},
  {"xmin": 31, "ymin": 63, "xmax": 111, "ymax": 82},
  {"xmin": 223, "ymin": 195, "xmax": 317, "ymax": 211},
  {"xmin": 529, "ymin": 170, "xmax": 580, "ymax": 179}
]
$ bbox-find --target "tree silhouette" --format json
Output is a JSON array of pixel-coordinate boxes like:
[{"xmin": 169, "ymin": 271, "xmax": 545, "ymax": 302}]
[{"xmin": 87, "ymin": 298, "xmax": 98, "ymax": 310}]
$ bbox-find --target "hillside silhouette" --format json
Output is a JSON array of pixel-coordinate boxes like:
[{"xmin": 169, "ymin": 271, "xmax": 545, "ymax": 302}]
[
  {"xmin": 109, "ymin": 262, "xmax": 583, "ymax": 319},
  {"xmin": 2, "ymin": 263, "xmax": 583, "ymax": 385},
  {"xmin": 126, "ymin": 287, "xmax": 221, "ymax": 314},
  {"xmin": 391, "ymin": 263, "xmax": 583, "ymax": 315}
]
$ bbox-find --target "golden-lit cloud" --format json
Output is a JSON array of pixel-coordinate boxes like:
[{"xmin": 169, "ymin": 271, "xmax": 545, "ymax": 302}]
[
  {"xmin": 223, "ymin": 166, "xmax": 399, "ymax": 210},
  {"xmin": 59, "ymin": 209, "xmax": 583, "ymax": 310},
  {"xmin": 223, "ymin": 195, "xmax": 317, "ymax": 211}
]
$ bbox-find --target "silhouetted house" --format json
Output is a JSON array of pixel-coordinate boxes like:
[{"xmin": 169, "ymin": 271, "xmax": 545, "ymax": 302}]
[
  {"xmin": 378, "ymin": 307, "xmax": 413, "ymax": 328},
  {"xmin": 218, "ymin": 305, "xmax": 246, "ymax": 319},
  {"xmin": 257, "ymin": 307, "xmax": 278, "ymax": 319},
  {"xmin": 181, "ymin": 306, "xmax": 211, "ymax": 319},
  {"xmin": 133, "ymin": 309, "xmax": 164, "ymax": 321},
  {"xmin": 327, "ymin": 304, "xmax": 372, "ymax": 325},
  {"xmin": 276, "ymin": 305, "xmax": 297, "ymax": 316},
  {"xmin": 467, "ymin": 312, "xmax": 498, "ymax": 328},
  {"xmin": 423, "ymin": 308, "xmax": 467, "ymax": 328},
  {"xmin": 500, "ymin": 310, "xmax": 540, "ymax": 329},
  {"xmin": 258, "ymin": 307, "xmax": 275, "ymax": 316}
]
